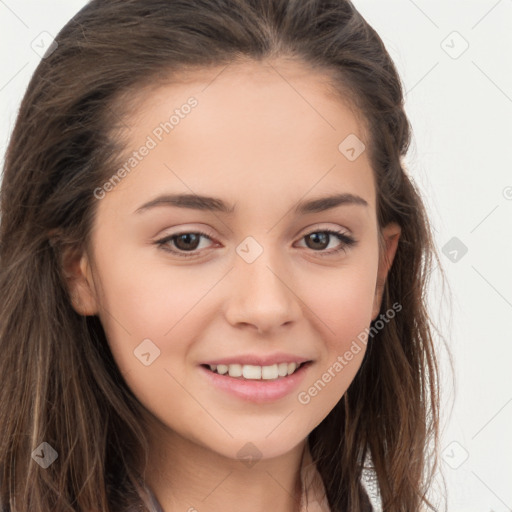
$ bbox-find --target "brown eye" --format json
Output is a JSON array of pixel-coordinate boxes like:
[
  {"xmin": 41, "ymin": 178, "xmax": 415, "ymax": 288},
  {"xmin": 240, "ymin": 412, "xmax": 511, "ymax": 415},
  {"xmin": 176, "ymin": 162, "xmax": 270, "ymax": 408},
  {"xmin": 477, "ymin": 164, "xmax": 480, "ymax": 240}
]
[
  {"xmin": 304, "ymin": 232, "xmax": 330, "ymax": 250},
  {"xmin": 155, "ymin": 230, "xmax": 215, "ymax": 258},
  {"xmin": 298, "ymin": 229, "xmax": 357, "ymax": 256},
  {"xmin": 173, "ymin": 233, "xmax": 202, "ymax": 251}
]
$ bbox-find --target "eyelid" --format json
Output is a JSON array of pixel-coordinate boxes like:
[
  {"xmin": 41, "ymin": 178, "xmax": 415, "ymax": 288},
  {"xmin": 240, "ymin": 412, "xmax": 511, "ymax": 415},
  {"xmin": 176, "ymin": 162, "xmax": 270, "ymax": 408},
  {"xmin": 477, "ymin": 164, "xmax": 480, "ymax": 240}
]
[
  {"xmin": 296, "ymin": 222, "xmax": 352, "ymax": 238},
  {"xmin": 154, "ymin": 225, "xmax": 217, "ymax": 244}
]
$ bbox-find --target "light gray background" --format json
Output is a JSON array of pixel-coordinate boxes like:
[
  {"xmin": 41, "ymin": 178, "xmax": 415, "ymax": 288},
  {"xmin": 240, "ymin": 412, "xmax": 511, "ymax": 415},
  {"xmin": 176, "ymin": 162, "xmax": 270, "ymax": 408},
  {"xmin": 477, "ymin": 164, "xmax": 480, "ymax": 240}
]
[{"xmin": 1, "ymin": 1, "xmax": 511, "ymax": 510}]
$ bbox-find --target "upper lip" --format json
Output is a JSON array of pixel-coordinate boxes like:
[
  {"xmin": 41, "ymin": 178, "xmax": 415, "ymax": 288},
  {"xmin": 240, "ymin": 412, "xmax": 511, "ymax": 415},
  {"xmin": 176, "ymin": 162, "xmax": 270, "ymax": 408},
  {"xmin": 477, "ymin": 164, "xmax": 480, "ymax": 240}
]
[{"xmin": 201, "ymin": 353, "xmax": 312, "ymax": 367}]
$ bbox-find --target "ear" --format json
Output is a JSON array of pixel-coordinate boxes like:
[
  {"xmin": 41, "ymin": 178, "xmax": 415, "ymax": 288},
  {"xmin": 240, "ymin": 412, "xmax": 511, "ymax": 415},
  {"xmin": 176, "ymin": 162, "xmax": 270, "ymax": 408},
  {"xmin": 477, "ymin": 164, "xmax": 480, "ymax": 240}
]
[
  {"xmin": 61, "ymin": 244, "xmax": 99, "ymax": 316},
  {"xmin": 371, "ymin": 222, "xmax": 401, "ymax": 320}
]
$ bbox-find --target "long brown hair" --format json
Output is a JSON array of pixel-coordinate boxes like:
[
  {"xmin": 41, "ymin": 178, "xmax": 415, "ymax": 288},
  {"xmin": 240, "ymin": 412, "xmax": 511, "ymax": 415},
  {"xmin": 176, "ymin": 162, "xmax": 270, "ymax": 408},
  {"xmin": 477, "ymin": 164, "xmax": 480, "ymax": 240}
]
[{"xmin": 0, "ymin": 1, "xmax": 446, "ymax": 510}]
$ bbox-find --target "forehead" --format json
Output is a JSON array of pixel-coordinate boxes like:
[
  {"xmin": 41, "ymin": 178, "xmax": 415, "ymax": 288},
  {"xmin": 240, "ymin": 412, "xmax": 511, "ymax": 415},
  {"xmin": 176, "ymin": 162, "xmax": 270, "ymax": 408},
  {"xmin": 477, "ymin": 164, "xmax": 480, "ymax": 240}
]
[
  {"xmin": 105, "ymin": 58, "xmax": 375, "ymax": 213},
  {"xmin": 123, "ymin": 57, "xmax": 367, "ymax": 138}
]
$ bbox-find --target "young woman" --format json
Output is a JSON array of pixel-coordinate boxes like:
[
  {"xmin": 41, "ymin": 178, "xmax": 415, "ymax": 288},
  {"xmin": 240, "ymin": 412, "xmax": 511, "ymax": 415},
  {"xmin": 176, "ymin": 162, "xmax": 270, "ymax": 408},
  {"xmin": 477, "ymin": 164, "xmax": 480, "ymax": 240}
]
[{"xmin": 0, "ymin": 1, "xmax": 444, "ymax": 510}]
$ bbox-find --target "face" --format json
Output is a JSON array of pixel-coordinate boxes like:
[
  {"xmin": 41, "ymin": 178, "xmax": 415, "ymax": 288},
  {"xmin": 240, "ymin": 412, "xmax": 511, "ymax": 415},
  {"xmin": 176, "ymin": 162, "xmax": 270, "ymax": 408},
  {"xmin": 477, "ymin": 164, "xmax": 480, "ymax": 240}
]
[{"xmin": 69, "ymin": 59, "xmax": 400, "ymax": 461}]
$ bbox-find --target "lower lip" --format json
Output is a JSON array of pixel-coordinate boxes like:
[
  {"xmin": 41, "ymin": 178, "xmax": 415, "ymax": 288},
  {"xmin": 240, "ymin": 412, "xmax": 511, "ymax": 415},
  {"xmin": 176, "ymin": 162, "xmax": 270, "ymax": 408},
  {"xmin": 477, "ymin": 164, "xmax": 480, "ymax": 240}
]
[{"xmin": 199, "ymin": 362, "xmax": 312, "ymax": 403}]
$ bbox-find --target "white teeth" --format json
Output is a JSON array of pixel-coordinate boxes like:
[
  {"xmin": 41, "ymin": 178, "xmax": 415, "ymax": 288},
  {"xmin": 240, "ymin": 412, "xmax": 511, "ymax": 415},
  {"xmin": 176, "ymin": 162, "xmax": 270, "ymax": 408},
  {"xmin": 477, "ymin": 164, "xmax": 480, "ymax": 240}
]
[
  {"xmin": 216, "ymin": 364, "xmax": 228, "ymax": 375},
  {"xmin": 278, "ymin": 362, "xmax": 288, "ymax": 377},
  {"xmin": 207, "ymin": 362, "xmax": 303, "ymax": 380},
  {"xmin": 228, "ymin": 364, "xmax": 242, "ymax": 377},
  {"xmin": 261, "ymin": 364, "xmax": 278, "ymax": 380},
  {"xmin": 242, "ymin": 365, "xmax": 261, "ymax": 379}
]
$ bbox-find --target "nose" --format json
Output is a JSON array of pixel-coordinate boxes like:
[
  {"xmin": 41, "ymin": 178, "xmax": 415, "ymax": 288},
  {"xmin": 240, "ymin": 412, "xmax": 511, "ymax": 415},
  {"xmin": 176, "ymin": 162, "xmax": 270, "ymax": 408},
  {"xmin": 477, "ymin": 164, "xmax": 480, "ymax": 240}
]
[{"xmin": 223, "ymin": 249, "xmax": 303, "ymax": 335}]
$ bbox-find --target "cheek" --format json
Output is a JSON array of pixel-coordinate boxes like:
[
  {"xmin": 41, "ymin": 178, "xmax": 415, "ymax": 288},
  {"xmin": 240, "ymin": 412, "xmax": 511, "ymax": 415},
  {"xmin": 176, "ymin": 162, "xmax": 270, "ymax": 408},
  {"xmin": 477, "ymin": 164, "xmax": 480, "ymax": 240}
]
[
  {"xmin": 302, "ymin": 253, "xmax": 379, "ymax": 349},
  {"xmin": 294, "ymin": 253, "xmax": 378, "ymax": 421},
  {"xmin": 92, "ymin": 259, "xmax": 206, "ymax": 423},
  {"xmin": 93, "ymin": 238, "xmax": 213, "ymax": 336}
]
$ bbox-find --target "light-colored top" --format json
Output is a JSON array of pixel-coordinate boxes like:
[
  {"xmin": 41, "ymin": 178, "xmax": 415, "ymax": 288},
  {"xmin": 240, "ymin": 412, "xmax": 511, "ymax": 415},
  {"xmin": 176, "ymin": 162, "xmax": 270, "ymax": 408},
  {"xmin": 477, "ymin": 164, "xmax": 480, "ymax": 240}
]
[{"xmin": 301, "ymin": 444, "xmax": 382, "ymax": 512}]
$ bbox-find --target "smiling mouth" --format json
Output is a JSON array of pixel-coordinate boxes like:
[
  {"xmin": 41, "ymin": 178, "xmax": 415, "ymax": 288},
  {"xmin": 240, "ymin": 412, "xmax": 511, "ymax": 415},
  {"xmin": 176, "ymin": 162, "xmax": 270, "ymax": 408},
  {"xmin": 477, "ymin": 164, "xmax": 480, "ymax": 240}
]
[{"xmin": 201, "ymin": 361, "xmax": 311, "ymax": 380}]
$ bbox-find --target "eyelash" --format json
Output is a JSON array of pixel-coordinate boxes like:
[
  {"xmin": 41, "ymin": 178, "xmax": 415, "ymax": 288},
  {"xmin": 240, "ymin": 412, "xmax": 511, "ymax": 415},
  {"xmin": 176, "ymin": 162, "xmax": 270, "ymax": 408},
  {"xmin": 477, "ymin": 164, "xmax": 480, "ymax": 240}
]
[{"xmin": 155, "ymin": 228, "xmax": 357, "ymax": 259}]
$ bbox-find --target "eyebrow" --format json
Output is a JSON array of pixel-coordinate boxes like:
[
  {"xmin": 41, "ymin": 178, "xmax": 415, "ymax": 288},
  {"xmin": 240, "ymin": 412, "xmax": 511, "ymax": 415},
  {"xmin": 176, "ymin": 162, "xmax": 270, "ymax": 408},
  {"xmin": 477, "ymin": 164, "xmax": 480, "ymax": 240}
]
[{"xmin": 134, "ymin": 192, "xmax": 368, "ymax": 215}]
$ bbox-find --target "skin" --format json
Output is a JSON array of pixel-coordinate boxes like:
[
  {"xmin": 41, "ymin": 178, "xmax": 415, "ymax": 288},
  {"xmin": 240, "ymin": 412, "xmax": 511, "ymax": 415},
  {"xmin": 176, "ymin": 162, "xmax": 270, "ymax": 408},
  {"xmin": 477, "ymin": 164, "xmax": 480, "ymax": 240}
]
[{"xmin": 65, "ymin": 58, "xmax": 400, "ymax": 512}]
